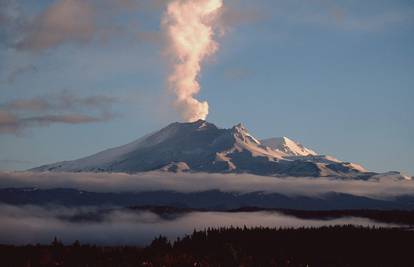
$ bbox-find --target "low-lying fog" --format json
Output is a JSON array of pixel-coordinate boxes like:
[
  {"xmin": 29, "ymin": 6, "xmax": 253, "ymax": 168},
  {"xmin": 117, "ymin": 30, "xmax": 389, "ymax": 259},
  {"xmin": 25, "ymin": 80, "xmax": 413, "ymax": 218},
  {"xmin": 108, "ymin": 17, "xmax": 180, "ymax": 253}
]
[
  {"xmin": 0, "ymin": 205, "xmax": 400, "ymax": 246},
  {"xmin": 1, "ymin": 171, "xmax": 412, "ymax": 245}
]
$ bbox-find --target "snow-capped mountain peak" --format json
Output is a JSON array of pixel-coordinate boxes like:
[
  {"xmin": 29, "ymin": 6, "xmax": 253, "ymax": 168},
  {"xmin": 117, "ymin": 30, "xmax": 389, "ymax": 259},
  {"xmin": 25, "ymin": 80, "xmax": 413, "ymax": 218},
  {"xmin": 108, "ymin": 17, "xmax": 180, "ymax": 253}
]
[
  {"xmin": 260, "ymin": 136, "xmax": 318, "ymax": 156},
  {"xmin": 32, "ymin": 120, "xmax": 375, "ymax": 178}
]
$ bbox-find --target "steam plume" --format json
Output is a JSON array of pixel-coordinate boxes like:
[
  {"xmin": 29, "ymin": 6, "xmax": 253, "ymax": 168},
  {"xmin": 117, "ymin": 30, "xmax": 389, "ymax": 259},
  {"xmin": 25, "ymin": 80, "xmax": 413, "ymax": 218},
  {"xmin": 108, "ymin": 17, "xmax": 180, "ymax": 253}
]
[{"xmin": 163, "ymin": 0, "xmax": 223, "ymax": 122}]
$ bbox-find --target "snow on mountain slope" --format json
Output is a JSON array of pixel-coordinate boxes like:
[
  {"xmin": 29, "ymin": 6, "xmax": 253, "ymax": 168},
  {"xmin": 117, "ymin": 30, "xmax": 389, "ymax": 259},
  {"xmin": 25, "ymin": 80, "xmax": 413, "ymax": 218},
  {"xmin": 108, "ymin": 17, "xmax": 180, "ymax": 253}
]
[
  {"xmin": 32, "ymin": 120, "xmax": 374, "ymax": 178},
  {"xmin": 260, "ymin": 137, "xmax": 317, "ymax": 156},
  {"xmin": 229, "ymin": 124, "xmax": 285, "ymax": 159},
  {"xmin": 38, "ymin": 134, "xmax": 152, "ymax": 172}
]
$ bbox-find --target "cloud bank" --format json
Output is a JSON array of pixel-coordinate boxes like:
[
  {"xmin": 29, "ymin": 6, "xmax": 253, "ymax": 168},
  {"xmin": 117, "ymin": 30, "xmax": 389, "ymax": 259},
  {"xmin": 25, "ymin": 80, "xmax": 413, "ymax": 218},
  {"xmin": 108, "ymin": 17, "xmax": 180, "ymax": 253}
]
[
  {"xmin": 0, "ymin": 204, "xmax": 396, "ymax": 245},
  {"xmin": 0, "ymin": 171, "xmax": 413, "ymax": 199}
]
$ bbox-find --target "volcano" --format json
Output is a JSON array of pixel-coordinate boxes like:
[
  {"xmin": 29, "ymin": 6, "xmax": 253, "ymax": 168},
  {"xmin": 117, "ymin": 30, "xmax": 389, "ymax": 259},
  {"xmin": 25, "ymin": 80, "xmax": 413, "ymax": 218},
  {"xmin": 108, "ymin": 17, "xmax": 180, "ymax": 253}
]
[{"xmin": 32, "ymin": 120, "xmax": 380, "ymax": 178}]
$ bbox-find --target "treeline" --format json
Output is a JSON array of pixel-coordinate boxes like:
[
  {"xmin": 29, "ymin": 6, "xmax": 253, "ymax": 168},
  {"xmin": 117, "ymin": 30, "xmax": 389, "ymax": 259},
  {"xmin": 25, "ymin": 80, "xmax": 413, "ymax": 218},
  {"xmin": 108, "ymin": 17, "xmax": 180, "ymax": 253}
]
[{"xmin": 1, "ymin": 225, "xmax": 414, "ymax": 267}]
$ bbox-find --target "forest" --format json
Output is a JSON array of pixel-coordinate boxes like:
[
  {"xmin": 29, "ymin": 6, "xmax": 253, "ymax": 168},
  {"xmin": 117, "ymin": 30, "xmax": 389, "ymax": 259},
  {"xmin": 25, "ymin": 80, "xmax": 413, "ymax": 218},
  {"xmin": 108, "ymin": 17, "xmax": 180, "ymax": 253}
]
[{"xmin": 1, "ymin": 225, "xmax": 413, "ymax": 267}]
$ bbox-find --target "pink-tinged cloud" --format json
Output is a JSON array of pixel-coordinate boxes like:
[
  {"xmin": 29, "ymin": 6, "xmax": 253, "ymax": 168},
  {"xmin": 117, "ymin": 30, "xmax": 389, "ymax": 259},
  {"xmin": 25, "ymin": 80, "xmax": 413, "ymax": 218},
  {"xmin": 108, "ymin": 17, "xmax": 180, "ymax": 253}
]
[{"xmin": 17, "ymin": 0, "xmax": 95, "ymax": 51}]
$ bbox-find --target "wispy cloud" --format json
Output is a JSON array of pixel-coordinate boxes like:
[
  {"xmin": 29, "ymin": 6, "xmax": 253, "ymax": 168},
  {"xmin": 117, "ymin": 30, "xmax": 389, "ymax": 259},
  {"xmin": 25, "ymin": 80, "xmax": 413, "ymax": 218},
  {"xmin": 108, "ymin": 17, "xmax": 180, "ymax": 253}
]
[
  {"xmin": 0, "ymin": 0, "xmax": 171, "ymax": 52},
  {"xmin": 0, "ymin": 92, "xmax": 117, "ymax": 135},
  {"xmin": 15, "ymin": 0, "xmax": 95, "ymax": 51}
]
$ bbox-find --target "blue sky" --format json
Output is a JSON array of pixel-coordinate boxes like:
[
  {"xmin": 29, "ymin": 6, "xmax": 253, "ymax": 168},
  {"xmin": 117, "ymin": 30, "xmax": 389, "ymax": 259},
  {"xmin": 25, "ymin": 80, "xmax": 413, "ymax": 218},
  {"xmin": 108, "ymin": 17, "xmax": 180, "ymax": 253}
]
[{"xmin": 0, "ymin": 0, "xmax": 413, "ymax": 174}]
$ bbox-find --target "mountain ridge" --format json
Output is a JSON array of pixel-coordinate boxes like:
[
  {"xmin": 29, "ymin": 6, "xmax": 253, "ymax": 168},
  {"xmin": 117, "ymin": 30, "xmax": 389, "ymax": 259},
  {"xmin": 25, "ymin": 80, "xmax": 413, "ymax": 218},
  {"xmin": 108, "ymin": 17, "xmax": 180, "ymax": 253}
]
[{"xmin": 31, "ymin": 120, "xmax": 386, "ymax": 178}]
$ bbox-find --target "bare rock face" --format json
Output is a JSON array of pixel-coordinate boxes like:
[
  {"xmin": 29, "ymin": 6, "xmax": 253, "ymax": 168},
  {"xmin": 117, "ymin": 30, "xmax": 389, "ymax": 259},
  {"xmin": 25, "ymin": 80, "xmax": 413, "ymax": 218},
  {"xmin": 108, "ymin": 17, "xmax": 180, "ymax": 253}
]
[{"xmin": 32, "ymin": 120, "xmax": 375, "ymax": 178}]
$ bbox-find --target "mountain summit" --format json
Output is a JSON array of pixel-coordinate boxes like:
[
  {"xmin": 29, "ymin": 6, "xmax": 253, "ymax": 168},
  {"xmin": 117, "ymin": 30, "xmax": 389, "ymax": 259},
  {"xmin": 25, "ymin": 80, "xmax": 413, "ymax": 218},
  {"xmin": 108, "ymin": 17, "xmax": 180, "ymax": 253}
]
[
  {"xmin": 261, "ymin": 136, "xmax": 317, "ymax": 156},
  {"xmin": 32, "ymin": 120, "xmax": 373, "ymax": 178}
]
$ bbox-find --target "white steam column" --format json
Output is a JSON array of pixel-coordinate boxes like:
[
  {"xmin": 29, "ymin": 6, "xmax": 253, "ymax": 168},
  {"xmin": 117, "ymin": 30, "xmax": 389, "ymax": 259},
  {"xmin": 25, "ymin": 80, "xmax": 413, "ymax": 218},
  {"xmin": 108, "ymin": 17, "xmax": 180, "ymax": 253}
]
[{"xmin": 163, "ymin": 0, "xmax": 223, "ymax": 122}]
